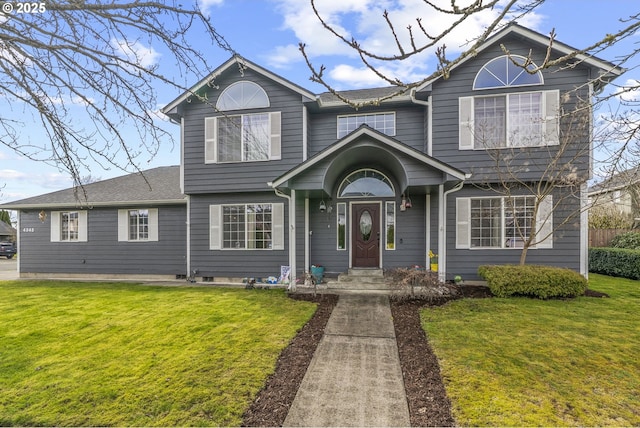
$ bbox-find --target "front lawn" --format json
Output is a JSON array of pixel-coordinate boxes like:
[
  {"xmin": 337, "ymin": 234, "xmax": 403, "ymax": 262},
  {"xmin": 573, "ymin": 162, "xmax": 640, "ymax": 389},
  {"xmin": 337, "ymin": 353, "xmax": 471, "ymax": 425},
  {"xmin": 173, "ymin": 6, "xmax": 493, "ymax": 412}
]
[
  {"xmin": 0, "ymin": 281, "xmax": 316, "ymax": 426},
  {"xmin": 422, "ymin": 273, "xmax": 640, "ymax": 426}
]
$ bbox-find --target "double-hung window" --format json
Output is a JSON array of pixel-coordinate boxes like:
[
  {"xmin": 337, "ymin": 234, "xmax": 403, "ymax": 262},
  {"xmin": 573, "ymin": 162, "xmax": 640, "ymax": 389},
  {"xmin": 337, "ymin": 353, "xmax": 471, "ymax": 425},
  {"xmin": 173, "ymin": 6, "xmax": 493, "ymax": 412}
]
[
  {"xmin": 460, "ymin": 91, "xmax": 558, "ymax": 149},
  {"xmin": 456, "ymin": 195, "xmax": 553, "ymax": 249},
  {"xmin": 61, "ymin": 212, "xmax": 79, "ymax": 241},
  {"xmin": 209, "ymin": 203, "xmax": 284, "ymax": 250},
  {"xmin": 337, "ymin": 112, "xmax": 395, "ymax": 138},
  {"xmin": 128, "ymin": 209, "xmax": 149, "ymax": 241},
  {"xmin": 118, "ymin": 209, "xmax": 158, "ymax": 242},
  {"xmin": 50, "ymin": 211, "xmax": 88, "ymax": 242},
  {"xmin": 206, "ymin": 112, "xmax": 281, "ymax": 163}
]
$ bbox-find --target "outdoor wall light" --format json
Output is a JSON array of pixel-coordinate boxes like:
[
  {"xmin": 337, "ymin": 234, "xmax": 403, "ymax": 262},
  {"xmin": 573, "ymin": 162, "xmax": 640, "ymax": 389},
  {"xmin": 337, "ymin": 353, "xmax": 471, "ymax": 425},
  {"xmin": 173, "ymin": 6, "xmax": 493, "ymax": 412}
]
[{"xmin": 319, "ymin": 200, "xmax": 326, "ymax": 212}]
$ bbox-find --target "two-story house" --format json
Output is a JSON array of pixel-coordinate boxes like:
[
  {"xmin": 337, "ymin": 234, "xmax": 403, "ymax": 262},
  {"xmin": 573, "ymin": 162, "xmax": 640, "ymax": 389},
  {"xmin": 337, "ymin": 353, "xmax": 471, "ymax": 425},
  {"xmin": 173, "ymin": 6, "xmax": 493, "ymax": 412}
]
[{"xmin": 1, "ymin": 24, "xmax": 622, "ymax": 283}]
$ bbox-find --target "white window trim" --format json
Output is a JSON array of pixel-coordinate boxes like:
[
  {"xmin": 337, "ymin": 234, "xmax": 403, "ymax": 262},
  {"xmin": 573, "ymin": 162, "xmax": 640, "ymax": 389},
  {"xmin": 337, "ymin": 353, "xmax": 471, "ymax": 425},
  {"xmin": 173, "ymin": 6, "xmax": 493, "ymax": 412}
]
[
  {"xmin": 204, "ymin": 111, "xmax": 281, "ymax": 164},
  {"xmin": 215, "ymin": 81, "xmax": 270, "ymax": 111},
  {"xmin": 472, "ymin": 55, "xmax": 544, "ymax": 91},
  {"xmin": 385, "ymin": 201, "xmax": 396, "ymax": 251},
  {"xmin": 336, "ymin": 111, "xmax": 396, "ymax": 139},
  {"xmin": 459, "ymin": 90, "xmax": 559, "ymax": 150},
  {"xmin": 336, "ymin": 202, "xmax": 347, "ymax": 251},
  {"xmin": 117, "ymin": 208, "xmax": 159, "ymax": 242},
  {"xmin": 209, "ymin": 202, "xmax": 285, "ymax": 251},
  {"xmin": 456, "ymin": 195, "xmax": 553, "ymax": 250},
  {"xmin": 50, "ymin": 210, "xmax": 88, "ymax": 242}
]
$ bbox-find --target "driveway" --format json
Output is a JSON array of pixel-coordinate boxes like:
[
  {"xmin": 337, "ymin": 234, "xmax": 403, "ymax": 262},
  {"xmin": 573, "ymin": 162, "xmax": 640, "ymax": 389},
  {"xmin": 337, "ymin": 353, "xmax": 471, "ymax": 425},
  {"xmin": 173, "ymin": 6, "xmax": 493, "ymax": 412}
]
[{"xmin": 0, "ymin": 258, "xmax": 19, "ymax": 280}]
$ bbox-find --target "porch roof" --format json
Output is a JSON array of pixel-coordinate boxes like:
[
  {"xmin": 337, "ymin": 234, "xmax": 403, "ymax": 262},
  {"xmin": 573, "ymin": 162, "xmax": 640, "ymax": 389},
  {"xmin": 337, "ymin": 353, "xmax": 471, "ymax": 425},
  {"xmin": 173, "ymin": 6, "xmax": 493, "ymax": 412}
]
[{"xmin": 270, "ymin": 125, "xmax": 468, "ymax": 195}]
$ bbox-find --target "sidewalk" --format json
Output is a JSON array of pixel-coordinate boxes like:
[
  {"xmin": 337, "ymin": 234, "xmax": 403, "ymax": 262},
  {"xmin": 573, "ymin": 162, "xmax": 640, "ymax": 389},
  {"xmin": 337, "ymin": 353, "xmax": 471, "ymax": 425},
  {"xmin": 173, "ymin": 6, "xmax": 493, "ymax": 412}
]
[{"xmin": 283, "ymin": 294, "xmax": 410, "ymax": 427}]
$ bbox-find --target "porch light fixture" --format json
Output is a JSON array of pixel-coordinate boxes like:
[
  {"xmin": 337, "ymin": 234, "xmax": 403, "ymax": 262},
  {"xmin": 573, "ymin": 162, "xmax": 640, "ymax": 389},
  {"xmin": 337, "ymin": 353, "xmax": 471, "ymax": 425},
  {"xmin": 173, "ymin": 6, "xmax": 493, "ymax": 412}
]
[{"xmin": 319, "ymin": 200, "xmax": 326, "ymax": 212}]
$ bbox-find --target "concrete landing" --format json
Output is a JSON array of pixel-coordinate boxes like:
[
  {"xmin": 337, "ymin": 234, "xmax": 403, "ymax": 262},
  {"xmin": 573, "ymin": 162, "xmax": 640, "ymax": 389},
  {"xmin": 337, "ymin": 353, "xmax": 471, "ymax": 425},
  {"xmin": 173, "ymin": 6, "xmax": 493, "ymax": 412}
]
[{"xmin": 283, "ymin": 294, "xmax": 410, "ymax": 427}]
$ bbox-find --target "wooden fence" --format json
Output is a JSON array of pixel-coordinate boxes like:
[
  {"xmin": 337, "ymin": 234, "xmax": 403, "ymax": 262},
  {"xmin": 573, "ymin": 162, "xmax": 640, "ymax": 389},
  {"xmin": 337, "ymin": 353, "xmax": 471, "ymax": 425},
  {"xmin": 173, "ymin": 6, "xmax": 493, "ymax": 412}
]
[{"xmin": 589, "ymin": 229, "xmax": 635, "ymax": 248}]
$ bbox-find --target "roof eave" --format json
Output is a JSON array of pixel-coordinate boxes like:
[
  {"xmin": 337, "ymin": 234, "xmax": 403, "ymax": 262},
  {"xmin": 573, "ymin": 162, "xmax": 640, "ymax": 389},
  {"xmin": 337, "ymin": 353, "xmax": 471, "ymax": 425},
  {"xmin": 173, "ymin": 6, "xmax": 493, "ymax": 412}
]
[{"xmin": 1, "ymin": 198, "xmax": 187, "ymax": 210}]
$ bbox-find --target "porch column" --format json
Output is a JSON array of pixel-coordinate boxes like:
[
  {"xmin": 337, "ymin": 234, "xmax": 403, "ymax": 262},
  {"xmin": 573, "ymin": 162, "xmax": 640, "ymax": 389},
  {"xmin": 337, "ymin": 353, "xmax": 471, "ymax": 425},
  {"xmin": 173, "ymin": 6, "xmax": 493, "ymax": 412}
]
[
  {"xmin": 438, "ymin": 184, "xmax": 445, "ymax": 282},
  {"xmin": 289, "ymin": 189, "xmax": 297, "ymax": 288}
]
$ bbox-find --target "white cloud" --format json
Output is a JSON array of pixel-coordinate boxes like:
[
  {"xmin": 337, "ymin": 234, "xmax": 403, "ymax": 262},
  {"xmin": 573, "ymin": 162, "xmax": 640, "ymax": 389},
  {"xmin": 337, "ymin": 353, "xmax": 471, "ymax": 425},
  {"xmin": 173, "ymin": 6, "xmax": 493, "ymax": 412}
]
[
  {"xmin": 269, "ymin": 0, "xmax": 544, "ymax": 87},
  {"xmin": 0, "ymin": 169, "xmax": 27, "ymax": 180},
  {"xmin": 615, "ymin": 79, "xmax": 640, "ymax": 102},
  {"xmin": 198, "ymin": 0, "xmax": 225, "ymax": 14},
  {"xmin": 111, "ymin": 38, "xmax": 160, "ymax": 69}
]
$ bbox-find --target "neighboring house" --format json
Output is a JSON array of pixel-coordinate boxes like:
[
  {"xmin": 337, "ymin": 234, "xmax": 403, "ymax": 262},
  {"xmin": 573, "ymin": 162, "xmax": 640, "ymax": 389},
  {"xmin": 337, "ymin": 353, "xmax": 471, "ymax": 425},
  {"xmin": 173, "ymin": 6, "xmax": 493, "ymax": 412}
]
[
  {"xmin": 0, "ymin": 220, "xmax": 16, "ymax": 242},
  {"xmin": 588, "ymin": 166, "xmax": 640, "ymax": 220},
  {"xmin": 1, "ymin": 24, "xmax": 622, "ymax": 282}
]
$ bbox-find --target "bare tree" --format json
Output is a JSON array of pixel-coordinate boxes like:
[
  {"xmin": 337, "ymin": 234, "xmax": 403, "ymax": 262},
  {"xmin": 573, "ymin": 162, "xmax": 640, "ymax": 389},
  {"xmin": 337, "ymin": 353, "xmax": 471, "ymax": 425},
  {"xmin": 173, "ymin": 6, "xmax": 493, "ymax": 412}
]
[{"xmin": 0, "ymin": 1, "xmax": 235, "ymax": 188}]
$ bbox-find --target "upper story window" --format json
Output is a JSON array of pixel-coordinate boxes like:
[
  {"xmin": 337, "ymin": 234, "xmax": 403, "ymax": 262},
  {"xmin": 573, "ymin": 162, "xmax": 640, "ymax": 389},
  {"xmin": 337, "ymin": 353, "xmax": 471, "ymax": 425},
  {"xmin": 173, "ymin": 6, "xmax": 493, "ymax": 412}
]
[
  {"xmin": 204, "ymin": 111, "xmax": 281, "ymax": 163},
  {"xmin": 216, "ymin": 81, "xmax": 269, "ymax": 111},
  {"xmin": 337, "ymin": 112, "xmax": 395, "ymax": 139},
  {"xmin": 338, "ymin": 169, "xmax": 395, "ymax": 198},
  {"xmin": 459, "ymin": 90, "xmax": 559, "ymax": 150},
  {"xmin": 473, "ymin": 55, "xmax": 543, "ymax": 90}
]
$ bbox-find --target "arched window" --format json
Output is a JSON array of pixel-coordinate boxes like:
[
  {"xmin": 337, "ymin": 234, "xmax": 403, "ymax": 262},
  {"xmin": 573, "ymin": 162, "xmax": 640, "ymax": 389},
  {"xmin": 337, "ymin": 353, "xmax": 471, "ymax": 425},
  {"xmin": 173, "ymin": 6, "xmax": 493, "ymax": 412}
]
[
  {"xmin": 338, "ymin": 169, "xmax": 395, "ymax": 198},
  {"xmin": 473, "ymin": 55, "xmax": 543, "ymax": 90},
  {"xmin": 216, "ymin": 81, "xmax": 269, "ymax": 111}
]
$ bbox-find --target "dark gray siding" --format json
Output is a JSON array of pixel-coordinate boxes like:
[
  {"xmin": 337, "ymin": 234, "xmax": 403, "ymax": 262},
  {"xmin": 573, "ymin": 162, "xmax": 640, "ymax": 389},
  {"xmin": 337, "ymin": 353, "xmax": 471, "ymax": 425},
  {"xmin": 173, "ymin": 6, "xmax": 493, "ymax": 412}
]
[
  {"xmin": 181, "ymin": 68, "xmax": 307, "ymax": 194},
  {"xmin": 307, "ymin": 105, "xmax": 427, "ymax": 156},
  {"xmin": 18, "ymin": 205, "xmax": 187, "ymax": 275},
  {"xmin": 308, "ymin": 194, "xmax": 428, "ymax": 275},
  {"xmin": 189, "ymin": 192, "xmax": 289, "ymax": 278},
  {"xmin": 430, "ymin": 35, "xmax": 592, "ymax": 182},
  {"xmin": 445, "ymin": 185, "xmax": 581, "ymax": 281}
]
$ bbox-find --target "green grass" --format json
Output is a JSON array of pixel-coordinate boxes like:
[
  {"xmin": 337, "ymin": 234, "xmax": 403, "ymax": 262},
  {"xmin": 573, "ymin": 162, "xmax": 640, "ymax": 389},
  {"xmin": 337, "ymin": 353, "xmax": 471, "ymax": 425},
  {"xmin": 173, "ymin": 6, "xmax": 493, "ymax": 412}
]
[
  {"xmin": 422, "ymin": 274, "xmax": 640, "ymax": 426},
  {"xmin": 0, "ymin": 281, "xmax": 316, "ymax": 426}
]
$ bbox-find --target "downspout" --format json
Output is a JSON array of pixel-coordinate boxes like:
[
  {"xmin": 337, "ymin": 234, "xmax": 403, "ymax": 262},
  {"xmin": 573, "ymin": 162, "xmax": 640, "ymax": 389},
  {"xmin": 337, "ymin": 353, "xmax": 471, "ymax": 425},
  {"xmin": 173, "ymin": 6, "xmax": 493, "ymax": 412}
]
[
  {"xmin": 438, "ymin": 177, "xmax": 468, "ymax": 282},
  {"xmin": 186, "ymin": 195, "xmax": 191, "ymax": 278},
  {"xmin": 270, "ymin": 184, "xmax": 297, "ymax": 291},
  {"xmin": 410, "ymin": 89, "xmax": 432, "ymax": 156}
]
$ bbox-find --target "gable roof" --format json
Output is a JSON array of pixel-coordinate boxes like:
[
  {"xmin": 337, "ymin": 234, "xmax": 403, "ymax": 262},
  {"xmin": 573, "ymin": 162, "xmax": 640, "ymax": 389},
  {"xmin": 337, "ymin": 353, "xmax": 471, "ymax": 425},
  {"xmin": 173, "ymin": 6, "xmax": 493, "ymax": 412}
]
[
  {"xmin": 270, "ymin": 125, "xmax": 468, "ymax": 189},
  {"xmin": 418, "ymin": 23, "xmax": 624, "ymax": 93},
  {"xmin": 589, "ymin": 166, "xmax": 640, "ymax": 195},
  {"xmin": 162, "ymin": 55, "xmax": 317, "ymax": 119},
  {"xmin": 0, "ymin": 166, "xmax": 184, "ymax": 210}
]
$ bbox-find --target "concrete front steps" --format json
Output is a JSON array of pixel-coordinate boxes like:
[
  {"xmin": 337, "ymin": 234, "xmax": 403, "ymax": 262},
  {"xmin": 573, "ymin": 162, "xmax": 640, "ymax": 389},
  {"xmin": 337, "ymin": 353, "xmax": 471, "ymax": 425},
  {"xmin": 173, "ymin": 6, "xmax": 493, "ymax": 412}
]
[{"xmin": 327, "ymin": 268, "xmax": 390, "ymax": 290}]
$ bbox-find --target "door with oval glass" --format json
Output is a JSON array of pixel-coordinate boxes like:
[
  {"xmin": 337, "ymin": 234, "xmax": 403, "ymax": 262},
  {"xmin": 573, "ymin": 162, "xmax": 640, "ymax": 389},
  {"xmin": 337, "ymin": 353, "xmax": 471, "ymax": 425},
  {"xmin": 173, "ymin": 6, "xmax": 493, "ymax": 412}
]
[{"xmin": 352, "ymin": 203, "xmax": 380, "ymax": 268}]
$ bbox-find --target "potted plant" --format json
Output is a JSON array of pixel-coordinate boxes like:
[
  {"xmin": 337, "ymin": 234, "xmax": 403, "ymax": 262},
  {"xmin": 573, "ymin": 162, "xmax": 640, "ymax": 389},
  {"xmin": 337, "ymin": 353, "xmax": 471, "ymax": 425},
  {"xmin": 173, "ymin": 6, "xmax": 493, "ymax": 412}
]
[{"xmin": 429, "ymin": 250, "xmax": 438, "ymax": 272}]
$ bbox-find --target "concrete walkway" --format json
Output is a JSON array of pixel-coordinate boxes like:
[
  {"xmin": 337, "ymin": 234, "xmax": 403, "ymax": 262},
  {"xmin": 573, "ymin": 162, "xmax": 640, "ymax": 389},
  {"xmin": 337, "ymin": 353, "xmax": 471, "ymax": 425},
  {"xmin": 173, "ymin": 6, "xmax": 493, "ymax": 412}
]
[{"xmin": 283, "ymin": 294, "xmax": 410, "ymax": 427}]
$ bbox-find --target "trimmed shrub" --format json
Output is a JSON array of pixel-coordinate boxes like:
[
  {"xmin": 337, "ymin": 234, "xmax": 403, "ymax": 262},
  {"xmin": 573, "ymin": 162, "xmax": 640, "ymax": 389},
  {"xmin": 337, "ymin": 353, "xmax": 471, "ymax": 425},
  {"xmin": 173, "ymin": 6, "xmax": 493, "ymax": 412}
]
[
  {"xmin": 478, "ymin": 265, "xmax": 587, "ymax": 299},
  {"xmin": 589, "ymin": 247, "xmax": 640, "ymax": 280},
  {"xmin": 610, "ymin": 231, "xmax": 640, "ymax": 250}
]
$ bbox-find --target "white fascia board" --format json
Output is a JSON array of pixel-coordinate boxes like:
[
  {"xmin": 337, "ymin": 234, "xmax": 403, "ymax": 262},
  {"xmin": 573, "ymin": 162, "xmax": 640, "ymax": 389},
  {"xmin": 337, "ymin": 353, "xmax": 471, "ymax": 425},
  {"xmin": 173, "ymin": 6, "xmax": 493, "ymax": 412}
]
[{"xmin": 1, "ymin": 199, "xmax": 187, "ymax": 210}]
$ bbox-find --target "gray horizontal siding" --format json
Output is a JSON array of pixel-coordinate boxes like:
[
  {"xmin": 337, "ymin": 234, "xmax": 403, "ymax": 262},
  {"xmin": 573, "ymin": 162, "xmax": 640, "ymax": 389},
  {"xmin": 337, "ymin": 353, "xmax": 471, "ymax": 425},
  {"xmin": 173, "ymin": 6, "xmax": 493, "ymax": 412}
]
[
  {"xmin": 182, "ymin": 68, "xmax": 306, "ymax": 194},
  {"xmin": 307, "ymin": 105, "xmax": 426, "ymax": 157},
  {"xmin": 18, "ymin": 205, "xmax": 187, "ymax": 275},
  {"xmin": 445, "ymin": 185, "xmax": 581, "ymax": 281},
  {"xmin": 189, "ymin": 192, "xmax": 289, "ymax": 278},
  {"xmin": 431, "ymin": 35, "xmax": 592, "ymax": 182},
  {"xmin": 308, "ymin": 195, "xmax": 427, "ymax": 275}
]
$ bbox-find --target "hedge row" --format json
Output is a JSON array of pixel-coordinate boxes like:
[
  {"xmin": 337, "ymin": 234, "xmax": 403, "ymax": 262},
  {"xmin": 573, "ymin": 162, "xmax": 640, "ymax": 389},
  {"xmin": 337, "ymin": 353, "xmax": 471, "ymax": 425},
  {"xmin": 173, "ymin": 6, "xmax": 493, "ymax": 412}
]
[
  {"xmin": 478, "ymin": 265, "xmax": 587, "ymax": 299},
  {"xmin": 589, "ymin": 247, "xmax": 640, "ymax": 280}
]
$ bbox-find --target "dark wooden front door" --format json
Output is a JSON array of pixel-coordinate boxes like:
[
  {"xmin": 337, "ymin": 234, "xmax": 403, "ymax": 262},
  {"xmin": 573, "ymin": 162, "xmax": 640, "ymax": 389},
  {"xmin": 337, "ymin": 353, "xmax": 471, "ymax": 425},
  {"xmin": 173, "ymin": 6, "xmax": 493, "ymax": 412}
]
[{"xmin": 352, "ymin": 203, "xmax": 380, "ymax": 268}]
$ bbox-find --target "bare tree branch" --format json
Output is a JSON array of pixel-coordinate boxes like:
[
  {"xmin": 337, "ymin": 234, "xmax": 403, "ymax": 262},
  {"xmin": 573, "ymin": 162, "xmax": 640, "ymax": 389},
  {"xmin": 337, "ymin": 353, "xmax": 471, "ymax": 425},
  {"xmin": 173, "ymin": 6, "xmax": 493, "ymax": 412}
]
[{"xmin": 0, "ymin": 1, "xmax": 235, "ymax": 191}]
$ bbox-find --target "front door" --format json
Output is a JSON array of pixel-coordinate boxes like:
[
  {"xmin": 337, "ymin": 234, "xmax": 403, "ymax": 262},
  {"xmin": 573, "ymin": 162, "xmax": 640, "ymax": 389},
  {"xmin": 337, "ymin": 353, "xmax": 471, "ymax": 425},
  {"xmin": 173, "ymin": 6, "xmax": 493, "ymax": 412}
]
[{"xmin": 352, "ymin": 203, "xmax": 380, "ymax": 268}]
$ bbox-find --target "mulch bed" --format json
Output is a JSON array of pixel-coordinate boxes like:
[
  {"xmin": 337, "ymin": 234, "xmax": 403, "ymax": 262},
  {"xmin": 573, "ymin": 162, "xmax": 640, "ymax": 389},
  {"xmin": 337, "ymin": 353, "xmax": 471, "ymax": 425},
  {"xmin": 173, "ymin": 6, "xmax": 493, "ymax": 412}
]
[
  {"xmin": 242, "ymin": 293, "xmax": 338, "ymax": 427},
  {"xmin": 242, "ymin": 284, "xmax": 606, "ymax": 427},
  {"xmin": 241, "ymin": 292, "xmax": 457, "ymax": 427}
]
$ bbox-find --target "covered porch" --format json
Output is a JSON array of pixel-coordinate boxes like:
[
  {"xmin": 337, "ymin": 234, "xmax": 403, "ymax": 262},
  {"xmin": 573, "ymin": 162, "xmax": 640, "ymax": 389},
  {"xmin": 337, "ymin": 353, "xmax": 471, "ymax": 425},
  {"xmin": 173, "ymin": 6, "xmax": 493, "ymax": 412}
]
[{"xmin": 269, "ymin": 125, "xmax": 469, "ymax": 286}]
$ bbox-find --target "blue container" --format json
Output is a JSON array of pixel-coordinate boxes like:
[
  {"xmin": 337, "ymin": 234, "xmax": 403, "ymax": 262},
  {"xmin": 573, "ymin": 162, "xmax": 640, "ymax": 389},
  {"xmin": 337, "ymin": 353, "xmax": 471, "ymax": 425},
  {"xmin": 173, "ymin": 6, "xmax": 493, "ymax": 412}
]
[{"xmin": 310, "ymin": 266, "xmax": 325, "ymax": 283}]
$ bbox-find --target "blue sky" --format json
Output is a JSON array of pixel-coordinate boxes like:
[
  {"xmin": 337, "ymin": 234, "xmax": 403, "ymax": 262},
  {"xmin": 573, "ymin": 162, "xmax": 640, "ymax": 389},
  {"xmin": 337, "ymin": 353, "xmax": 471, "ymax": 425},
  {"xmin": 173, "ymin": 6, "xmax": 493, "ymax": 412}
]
[{"xmin": 1, "ymin": 0, "xmax": 639, "ymax": 203}]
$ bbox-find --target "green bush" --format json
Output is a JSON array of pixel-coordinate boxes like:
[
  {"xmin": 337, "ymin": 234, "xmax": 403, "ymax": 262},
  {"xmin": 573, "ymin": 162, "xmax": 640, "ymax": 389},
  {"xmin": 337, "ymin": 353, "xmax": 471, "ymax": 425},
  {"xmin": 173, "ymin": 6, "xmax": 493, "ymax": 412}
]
[
  {"xmin": 610, "ymin": 231, "xmax": 640, "ymax": 250},
  {"xmin": 589, "ymin": 247, "xmax": 640, "ymax": 280},
  {"xmin": 478, "ymin": 265, "xmax": 587, "ymax": 299}
]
